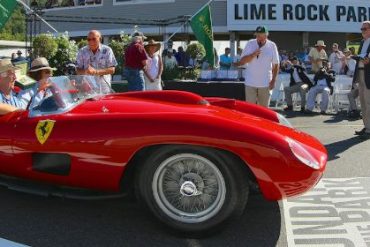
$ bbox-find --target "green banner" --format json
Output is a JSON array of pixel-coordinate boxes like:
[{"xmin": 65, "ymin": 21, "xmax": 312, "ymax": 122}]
[
  {"xmin": 0, "ymin": 0, "xmax": 18, "ymax": 30},
  {"xmin": 190, "ymin": 4, "xmax": 215, "ymax": 67}
]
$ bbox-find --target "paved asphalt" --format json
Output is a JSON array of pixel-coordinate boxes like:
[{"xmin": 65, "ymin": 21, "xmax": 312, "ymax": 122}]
[{"xmin": 0, "ymin": 111, "xmax": 368, "ymax": 247}]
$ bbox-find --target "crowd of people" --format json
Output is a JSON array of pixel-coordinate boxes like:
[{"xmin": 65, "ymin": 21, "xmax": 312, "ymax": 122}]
[
  {"xmin": 279, "ymin": 21, "xmax": 370, "ymax": 139},
  {"xmin": 1, "ymin": 20, "xmax": 370, "ymax": 139},
  {"xmin": 279, "ymin": 41, "xmax": 357, "ymax": 77}
]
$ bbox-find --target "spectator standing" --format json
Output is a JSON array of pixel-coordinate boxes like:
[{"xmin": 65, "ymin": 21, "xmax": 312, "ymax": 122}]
[
  {"xmin": 343, "ymin": 48, "xmax": 357, "ymax": 76},
  {"xmin": 219, "ymin": 48, "xmax": 232, "ymax": 70},
  {"xmin": 329, "ymin": 43, "xmax": 345, "ymax": 74},
  {"xmin": 76, "ymin": 30, "xmax": 117, "ymax": 93},
  {"xmin": 163, "ymin": 50, "xmax": 178, "ymax": 70},
  {"xmin": 283, "ymin": 57, "xmax": 313, "ymax": 112},
  {"xmin": 144, "ymin": 40, "xmax": 163, "ymax": 91},
  {"xmin": 233, "ymin": 47, "xmax": 243, "ymax": 64},
  {"xmin": 234, "ymin": 26, "xmax": 279, "ymax": 107},
  {"xmin": 233, "ymin": 47, "xmax": 244, "ymax": 80},
  {"xmin": 10, "ymin": 53, "xmax": 16, "ymax": 62},
  {"xmin": 124, "ymin": 32, "xmax": 148, "ymax": 91},
  {"xmin": 12, "ymin": 50, "xmax": 27, "ymax": 64},
  {"xmin": 308, "ymin": 40, "xmax": 328, "ymax": 73},
  {"xmin": 347, "ymin": 81, "xmax": 360, "ymax": 120},
  {"xmin": 175, "ymin": 47, "xmax": 189, "ymax": 67},
  {"xmin": 353, "ymin": 21, "xmax": 370, "ymax": 139},
  {"xmin": 0, "ymin": 59, "xmax": 22, "ymax": 108}
]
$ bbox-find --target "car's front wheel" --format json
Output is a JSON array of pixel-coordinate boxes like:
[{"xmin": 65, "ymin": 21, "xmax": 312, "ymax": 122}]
[{"xmin": 137, "ymin": 145, "xmax": 249, "ymax": 233}]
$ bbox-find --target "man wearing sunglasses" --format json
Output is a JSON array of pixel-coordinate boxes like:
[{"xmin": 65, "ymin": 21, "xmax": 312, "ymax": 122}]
[
  {"xmin": 76, "ymin": 30, "xmax": 117, "ymax": 93},
  {"xmin": 353, "ymin": 21, "xmax": 370, "ymax": 139}
]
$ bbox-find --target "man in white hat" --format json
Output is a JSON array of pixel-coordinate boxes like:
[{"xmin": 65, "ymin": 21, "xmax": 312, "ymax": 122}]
[
  {"xmin": 308, "ymin": 40, "xmax": 328, "ymax": 73},
  {"xmin": 0, "ymin": 59, "xmax": 22, "ymax": 108}
]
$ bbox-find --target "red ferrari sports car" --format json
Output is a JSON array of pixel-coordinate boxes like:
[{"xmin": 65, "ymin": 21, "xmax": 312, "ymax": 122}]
[{"xmin": 0, "ymin": 76, "xmax": 327, "ymax": 233}]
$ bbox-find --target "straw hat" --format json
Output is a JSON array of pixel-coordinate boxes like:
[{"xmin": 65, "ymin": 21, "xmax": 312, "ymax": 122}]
[
  {"xmin": 0, "ymin": 59, "xmax": 21, "ymax": 74},
  {"xmin": 314, "ymin": 40, "xmax": 326, "ymax": 47},
  {"xmin": 29, "ymin": 57, "xmax": 56, "ymax": 72},
  {"xmin": 144, "ymin": 39, "xmax": 161, "ymax": 53}
]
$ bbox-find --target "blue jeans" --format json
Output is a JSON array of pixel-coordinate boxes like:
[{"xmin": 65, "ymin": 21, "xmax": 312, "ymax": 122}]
[{"xmin": 125, "ymin": 67, "xmax": 145, "ymax": 91}]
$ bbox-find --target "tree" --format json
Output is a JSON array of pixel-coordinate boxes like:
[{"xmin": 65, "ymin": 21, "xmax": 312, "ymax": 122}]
[
  {"xmin": 186, "ymin": 43, "xmax": 206, "ymax": 61},
  {"xmin": 0, "ymin": 6, "xmax": 26, "ymax": 41},
  {"xmin": 32, "ymin": 33, "xmax": 78, "ymax": 75},
  {"xmin": 49, "ymin": 33, "xmax": 78, "ymax": 75},
  {"xmin": 77, "ymin": 39, "xmax": 88, "ymax": 49},
  {"xmin": 32, "ymin": 33, "xmax": 58, "ymax": 59}
]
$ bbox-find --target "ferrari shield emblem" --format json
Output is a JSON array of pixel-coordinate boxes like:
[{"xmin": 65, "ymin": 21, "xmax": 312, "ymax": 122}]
[{"xmin": 35, "ymin": 120, "xmax": 55, "ymax": 145}]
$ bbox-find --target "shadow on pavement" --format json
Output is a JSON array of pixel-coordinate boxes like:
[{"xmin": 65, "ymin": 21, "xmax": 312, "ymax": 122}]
[
  {"xmin": 0, "ymin": 189, "xmax": 281, "ymax": 247},
  {"xmin": 325, "ymin": 136, "xmax": 365, "ymax": 160},
  {"xmin": 323, "ymin": 111, "xmax": 349, "ymax": 123}
]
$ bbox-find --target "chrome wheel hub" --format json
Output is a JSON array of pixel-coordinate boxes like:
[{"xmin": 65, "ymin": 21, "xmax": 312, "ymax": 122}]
[
  {"xmin": 180, "ymin": 181, "xmax": 202, "ymax": 197},
  {"xmin": 152, "ymin": 153, "xmax": 226, "ymax": 224}
]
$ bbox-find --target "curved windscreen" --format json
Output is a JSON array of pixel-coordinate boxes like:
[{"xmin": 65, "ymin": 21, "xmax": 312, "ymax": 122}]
[{"xmin": 29, "ymin": 75, "xmax": 111, "ymax": 117}]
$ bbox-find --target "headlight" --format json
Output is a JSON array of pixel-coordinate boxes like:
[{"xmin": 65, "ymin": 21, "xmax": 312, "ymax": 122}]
[
  {"xmin": 286, "ymin": 137, "xmax": 320, "ymax": 170},
  {"xmin": 277, "ymin": 113, "xmax": 293, "ymax": 128}
]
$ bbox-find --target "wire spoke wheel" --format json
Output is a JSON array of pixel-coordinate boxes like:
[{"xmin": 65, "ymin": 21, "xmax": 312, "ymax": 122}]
[{"xmin": 152, "ymin": 153, "xmax": 226, "ymax": 224}]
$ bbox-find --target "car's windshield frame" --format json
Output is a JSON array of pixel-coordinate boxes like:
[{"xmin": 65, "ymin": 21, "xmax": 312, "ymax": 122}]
[{"xmin": 28, "ymin": 75, "xmax": 109, "ymax": 118}]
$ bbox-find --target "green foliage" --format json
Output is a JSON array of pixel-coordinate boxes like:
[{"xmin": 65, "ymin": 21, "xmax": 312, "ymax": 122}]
[
  {"xmin": 49, "ymin": 34, "xmax": 78, "ymax": 75},
  {"xmin": 32, "ymin": 33, "xmax": 58, "ymax": 58},
  {"xmin": 109, "ymin": 32, "xmax": 131, "ymax": 75},
  {"xmin": 162, "ymin": 67, "xmax": 180, "ymax": 81},
  {"xmin": 182, "ymin": 68, "xmax": 201, "ymax": 80},
  {"xmin": 0, "ymin": 6, "xmax": 26, "ymax": 41},
  {"xmin": 33, "ymin": 33, "xmax": 78, "ymax": 75},
  {"xmin": 77, "ymin": 39, "xmax": 88, "ymax": 49},
  {"xmin": 186, "ymin": 43, "xmax": 206, "ymax": 60}
]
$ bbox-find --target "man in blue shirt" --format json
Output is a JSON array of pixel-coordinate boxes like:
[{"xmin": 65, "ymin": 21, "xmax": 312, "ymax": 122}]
[
  {"xmin": 0, "ymin": 59, "xmax": 22, "ymax": 108},
  {"xmin": 219, "ymin": 48, "xmax": 232, "ymax": 70}
]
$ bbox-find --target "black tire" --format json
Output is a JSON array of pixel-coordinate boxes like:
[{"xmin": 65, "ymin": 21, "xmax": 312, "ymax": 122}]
[{"xmin": 137, "ymin": 145, "xmax": 249, "ymax": 234}]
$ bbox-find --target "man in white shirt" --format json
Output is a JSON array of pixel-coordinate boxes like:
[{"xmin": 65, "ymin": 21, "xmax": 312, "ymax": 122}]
[
  {"xmin": 329, "ymin": 43, "xmax": 344, "ymax": 74},
  {"xmin": 234, "ymin": 26, "xmax": 279, "ymax": 107}
]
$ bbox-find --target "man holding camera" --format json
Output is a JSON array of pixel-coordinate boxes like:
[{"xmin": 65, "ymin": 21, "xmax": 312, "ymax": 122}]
[
  {"xmin": 353, "ymin": 21, "xmax": 370, "ymax": 139},
  {"xmin": 305, "ymin": 60, "xmax": 336, "ymax": 115}
]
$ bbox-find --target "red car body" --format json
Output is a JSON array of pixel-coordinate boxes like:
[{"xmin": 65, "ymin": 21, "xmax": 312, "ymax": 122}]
[{"xmin": 0, "ymin": 90, "xmax": 326, "ymax": 201}]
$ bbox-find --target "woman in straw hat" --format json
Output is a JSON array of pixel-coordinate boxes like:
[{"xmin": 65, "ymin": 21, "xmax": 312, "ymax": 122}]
[
  {"xmin": 18, "ymin": 57, "xmax": 57, "ymax": 109},
  {"xmin": 144, "ymin": 40, "xmax": 163, "ymax": 91}
]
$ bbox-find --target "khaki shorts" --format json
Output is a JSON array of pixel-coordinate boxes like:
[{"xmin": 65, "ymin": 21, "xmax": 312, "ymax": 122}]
[{"xmin": 245, "ymin": 85, "xmax": 271, "ymax": 107}]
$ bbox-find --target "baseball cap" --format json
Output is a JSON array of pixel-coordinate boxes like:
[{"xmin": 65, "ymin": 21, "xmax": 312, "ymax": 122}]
[{"xmin": 255, "ymin": 26, "xmax": 269, "ymax": 34}]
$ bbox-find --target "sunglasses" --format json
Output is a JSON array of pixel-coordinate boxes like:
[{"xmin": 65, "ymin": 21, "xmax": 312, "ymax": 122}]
[
  {"xmin": 87, "ymin": 38, "xmax": 98, "ymax": 41},
  {"xmin": 361, "ymin": 27, "xmax": 369, "ymax": 31},
  {"xmin": 42, "ymin": 70, "xmax": 52, "ymax": 75}
]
